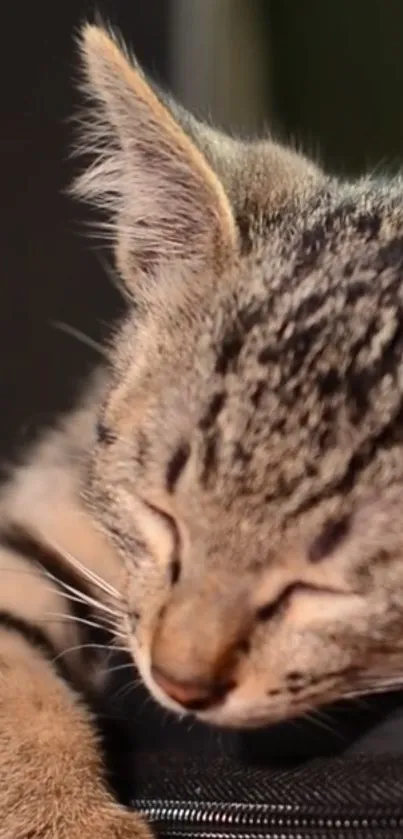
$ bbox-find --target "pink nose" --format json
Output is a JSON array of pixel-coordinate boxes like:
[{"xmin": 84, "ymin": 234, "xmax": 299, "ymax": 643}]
[{"xmin": 151, "ymin": 665, "xmax": 232, "ymax": 710}]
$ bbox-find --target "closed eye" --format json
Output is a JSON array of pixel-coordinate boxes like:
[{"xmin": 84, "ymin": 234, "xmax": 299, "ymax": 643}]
[
  {"xmin": 142, "ymin": 500, "xmax": 182, "ymax": 585},
  {"xmin": 256, "ymin": 582, "xmax": 346, "ymax": 622},
  {"xmin": 257, "ymin": 583, "xmax": 297, "ymax": 622}
]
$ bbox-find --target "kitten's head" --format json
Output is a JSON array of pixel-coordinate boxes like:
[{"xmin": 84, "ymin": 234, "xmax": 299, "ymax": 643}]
[{"xmin": 76, "ymin": 25, "xmax": 403, "ymax": 727}]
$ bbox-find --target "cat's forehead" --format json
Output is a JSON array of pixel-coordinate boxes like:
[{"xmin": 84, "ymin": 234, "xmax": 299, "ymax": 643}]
[{"xmin": 190, "ymin": 196, "xmax": 403, "ymax": 516}]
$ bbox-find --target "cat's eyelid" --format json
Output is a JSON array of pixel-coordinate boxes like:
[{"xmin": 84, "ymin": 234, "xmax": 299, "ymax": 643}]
[
  {"xmin": 256, "ymin": 581, "xmax": 352, "ymax": 623},
  {"xmin": 140, "ymin": 498, "xmax": 180, "ymax": 540},
  {"xmin": 140, "ymin": 499, "xmax": 182, "ymax": 574}
]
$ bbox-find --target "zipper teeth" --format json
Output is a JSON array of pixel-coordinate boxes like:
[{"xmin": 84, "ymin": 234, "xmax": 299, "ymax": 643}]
[
  {"xmin": 153, "ymin": 832, "xmax": 402, "ymax": 839},
  {"xmin": 134, "ymin": 800, "xmax": 403, "ymax": 832}
]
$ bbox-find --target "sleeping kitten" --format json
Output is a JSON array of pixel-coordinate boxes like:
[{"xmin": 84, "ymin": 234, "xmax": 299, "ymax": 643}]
[{"xmin": 1, "ymin": 22, "xmax": 403, "ymax": 838}]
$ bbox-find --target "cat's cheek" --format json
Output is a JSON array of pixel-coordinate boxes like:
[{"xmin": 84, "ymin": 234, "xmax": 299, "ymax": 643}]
[
  {"xmin": 125, "ymin": 557, "xmax": 171, "ymax": 629},
  {"xmin": 123, "ymin": 576, "xmax": 180, "ymax": 711}
]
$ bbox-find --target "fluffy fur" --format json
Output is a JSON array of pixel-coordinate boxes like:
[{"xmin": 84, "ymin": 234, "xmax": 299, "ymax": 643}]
[{"xmin": 2, "ymin": 21, "xmax": 403, "ymax": 836}]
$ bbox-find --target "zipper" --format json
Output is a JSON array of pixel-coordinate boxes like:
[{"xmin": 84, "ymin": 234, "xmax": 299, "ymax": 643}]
[{"xmin": 134, "ymin": 799, "xmax": 403, "ymax": 839}]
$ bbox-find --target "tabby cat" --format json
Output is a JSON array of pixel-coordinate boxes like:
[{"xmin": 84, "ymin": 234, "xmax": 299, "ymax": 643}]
[{"xmin": 2, "ymin": 22, "xmax": 403, "ymax": 838}]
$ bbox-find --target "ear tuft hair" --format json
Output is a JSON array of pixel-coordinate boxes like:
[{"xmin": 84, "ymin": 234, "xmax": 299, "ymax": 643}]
[{"xmin": 73, "ymin": 24, "xmax": 237, "ymax": 284}]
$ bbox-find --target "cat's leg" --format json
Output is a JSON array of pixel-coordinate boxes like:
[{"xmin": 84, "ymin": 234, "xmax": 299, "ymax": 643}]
[
  {"xmin": 0, "ymin": 626, "xmax": 151, "ymax": 839},
  {"xmin": 0, "ymin": 543, "xmax": 150, "ymax": 839}
]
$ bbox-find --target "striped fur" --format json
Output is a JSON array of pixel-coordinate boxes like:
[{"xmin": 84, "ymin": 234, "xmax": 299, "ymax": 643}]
[
  {"xmin": 5, "ymin": 21, "xmax": 403, "ymax": 838},
  {"xmin": 0, "ymin": 379, "xmax": 149, "ymax": 837}
]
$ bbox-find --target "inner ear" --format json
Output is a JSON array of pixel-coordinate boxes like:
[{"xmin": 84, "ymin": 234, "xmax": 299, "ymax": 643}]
[{"xmin": 74, "ymin": 24, "xmax": 237, "ymax": 284}]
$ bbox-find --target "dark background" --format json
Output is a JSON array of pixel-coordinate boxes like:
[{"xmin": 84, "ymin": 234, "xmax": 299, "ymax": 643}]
[
  {"xmin": 1, "ymin": 0, "xmax": 172, "ymax": 458},
  {"xmin": 4, "ymin": 0, "xmax": 403, "ymax": 455},
  {"xmin": 3, "ymin": 0, "xmax": 403, "ymax": 768}
]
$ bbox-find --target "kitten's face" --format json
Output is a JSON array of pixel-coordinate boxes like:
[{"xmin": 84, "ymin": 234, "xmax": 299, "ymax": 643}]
[
  {"xmin": 88, "ymin": 275, "xmax": 403, "ymax": 729},
  {"xmin": 79, "ymin": 26, "xmax": 403, "ymax": 727}
]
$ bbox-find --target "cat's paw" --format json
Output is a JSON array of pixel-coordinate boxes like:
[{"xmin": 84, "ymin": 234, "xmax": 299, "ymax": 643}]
[
  {"xmin": 5, "ymin": 803, "xmax": 153, "ymax": 839},
  {"xmin": 96, "ymin": 809, "xmax": 153, "ymax": 839},
  {"xmin": 70, "ymin": 806, "xmax": 153, "ymax": 839}
]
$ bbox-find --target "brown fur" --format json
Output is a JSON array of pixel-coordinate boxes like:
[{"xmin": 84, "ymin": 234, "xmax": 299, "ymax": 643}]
[{"xmin": 3, "ymin": 20, "xmax": 403, "ymax": 835}]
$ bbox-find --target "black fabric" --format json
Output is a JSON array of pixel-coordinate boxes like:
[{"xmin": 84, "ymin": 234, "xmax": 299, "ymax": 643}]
[
  {"xmin": 128, "ymin": 750, "xmax": 403, "ymax": 837},
  {"xmin": 124, "ymin": 695, "xmax": 403, "ymax": 838},
  {"xmin": 131, "ymin": 751, "xmax": 403, "ymax": 812},
  {"xmin": 0, "ymin": 0, "xmax": 171, "ymax": 462},
  {"xmin": 99, "ymin": 654, "xmax": 403, "ymax": 836},
  {"xmin": 104, "ymin": 654, "xmax": 403, "ymax": 761}
]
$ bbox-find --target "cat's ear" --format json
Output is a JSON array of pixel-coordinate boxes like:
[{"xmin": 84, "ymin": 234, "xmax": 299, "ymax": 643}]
[{"xmin": 75, "ymin": 25, "xmax": 237, "ymax": 286}]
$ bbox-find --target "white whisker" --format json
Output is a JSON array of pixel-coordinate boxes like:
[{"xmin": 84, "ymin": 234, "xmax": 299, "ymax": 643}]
[
  {"xmin": 344, "ymin": 676, "xmax": 403, "ymax": 701},
  {"xmin": 107, "ymin": 660, "xmax": 135, "ymax": 677},
  {"xmin": 46, "ymin": 538, "xmax": 122, "ymax": 601},
  {"xmin": 39, "ymin": 566, "xmax": 121, "ymax": 620},
  {"xmin": 47, "ymin": 611, "xmax": 114, "ymax": 635},
  {"xmin": 53, "ymin": 642, "xmax": 113, "ymax": 663},
  {"xmin": 94, "ymin": 250, "xmax": 132, "ymax": 304},
  {"xmin": 48, "ymin": 591, "xmax": 124, "ymax": 637},
  {"xmin": 51, "ymin": 320, "xmax": 110, "ymax": 359},
  {"xmin": 1, "ymin": 565, "xmax": 122, "ymax": 629},
  {"xmin": 113, "ymin": 675, "xmax": 146, "ymax": 704},
  {"xmin": 303, "ymin": 709, "xmax": 342, "ymax": 738},
  {"xmin": 48, "ymin": 610, "xmax": 126, "ymax": 641}
]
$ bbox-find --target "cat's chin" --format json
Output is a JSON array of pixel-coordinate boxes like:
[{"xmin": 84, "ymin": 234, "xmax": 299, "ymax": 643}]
[
  {"xmin": 197, "ymin": 709, "xmax": 275, "ymax": 730},
  {"xmin": 196, "ymin": 697, "xmax": 291, "ymax": 730}
]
